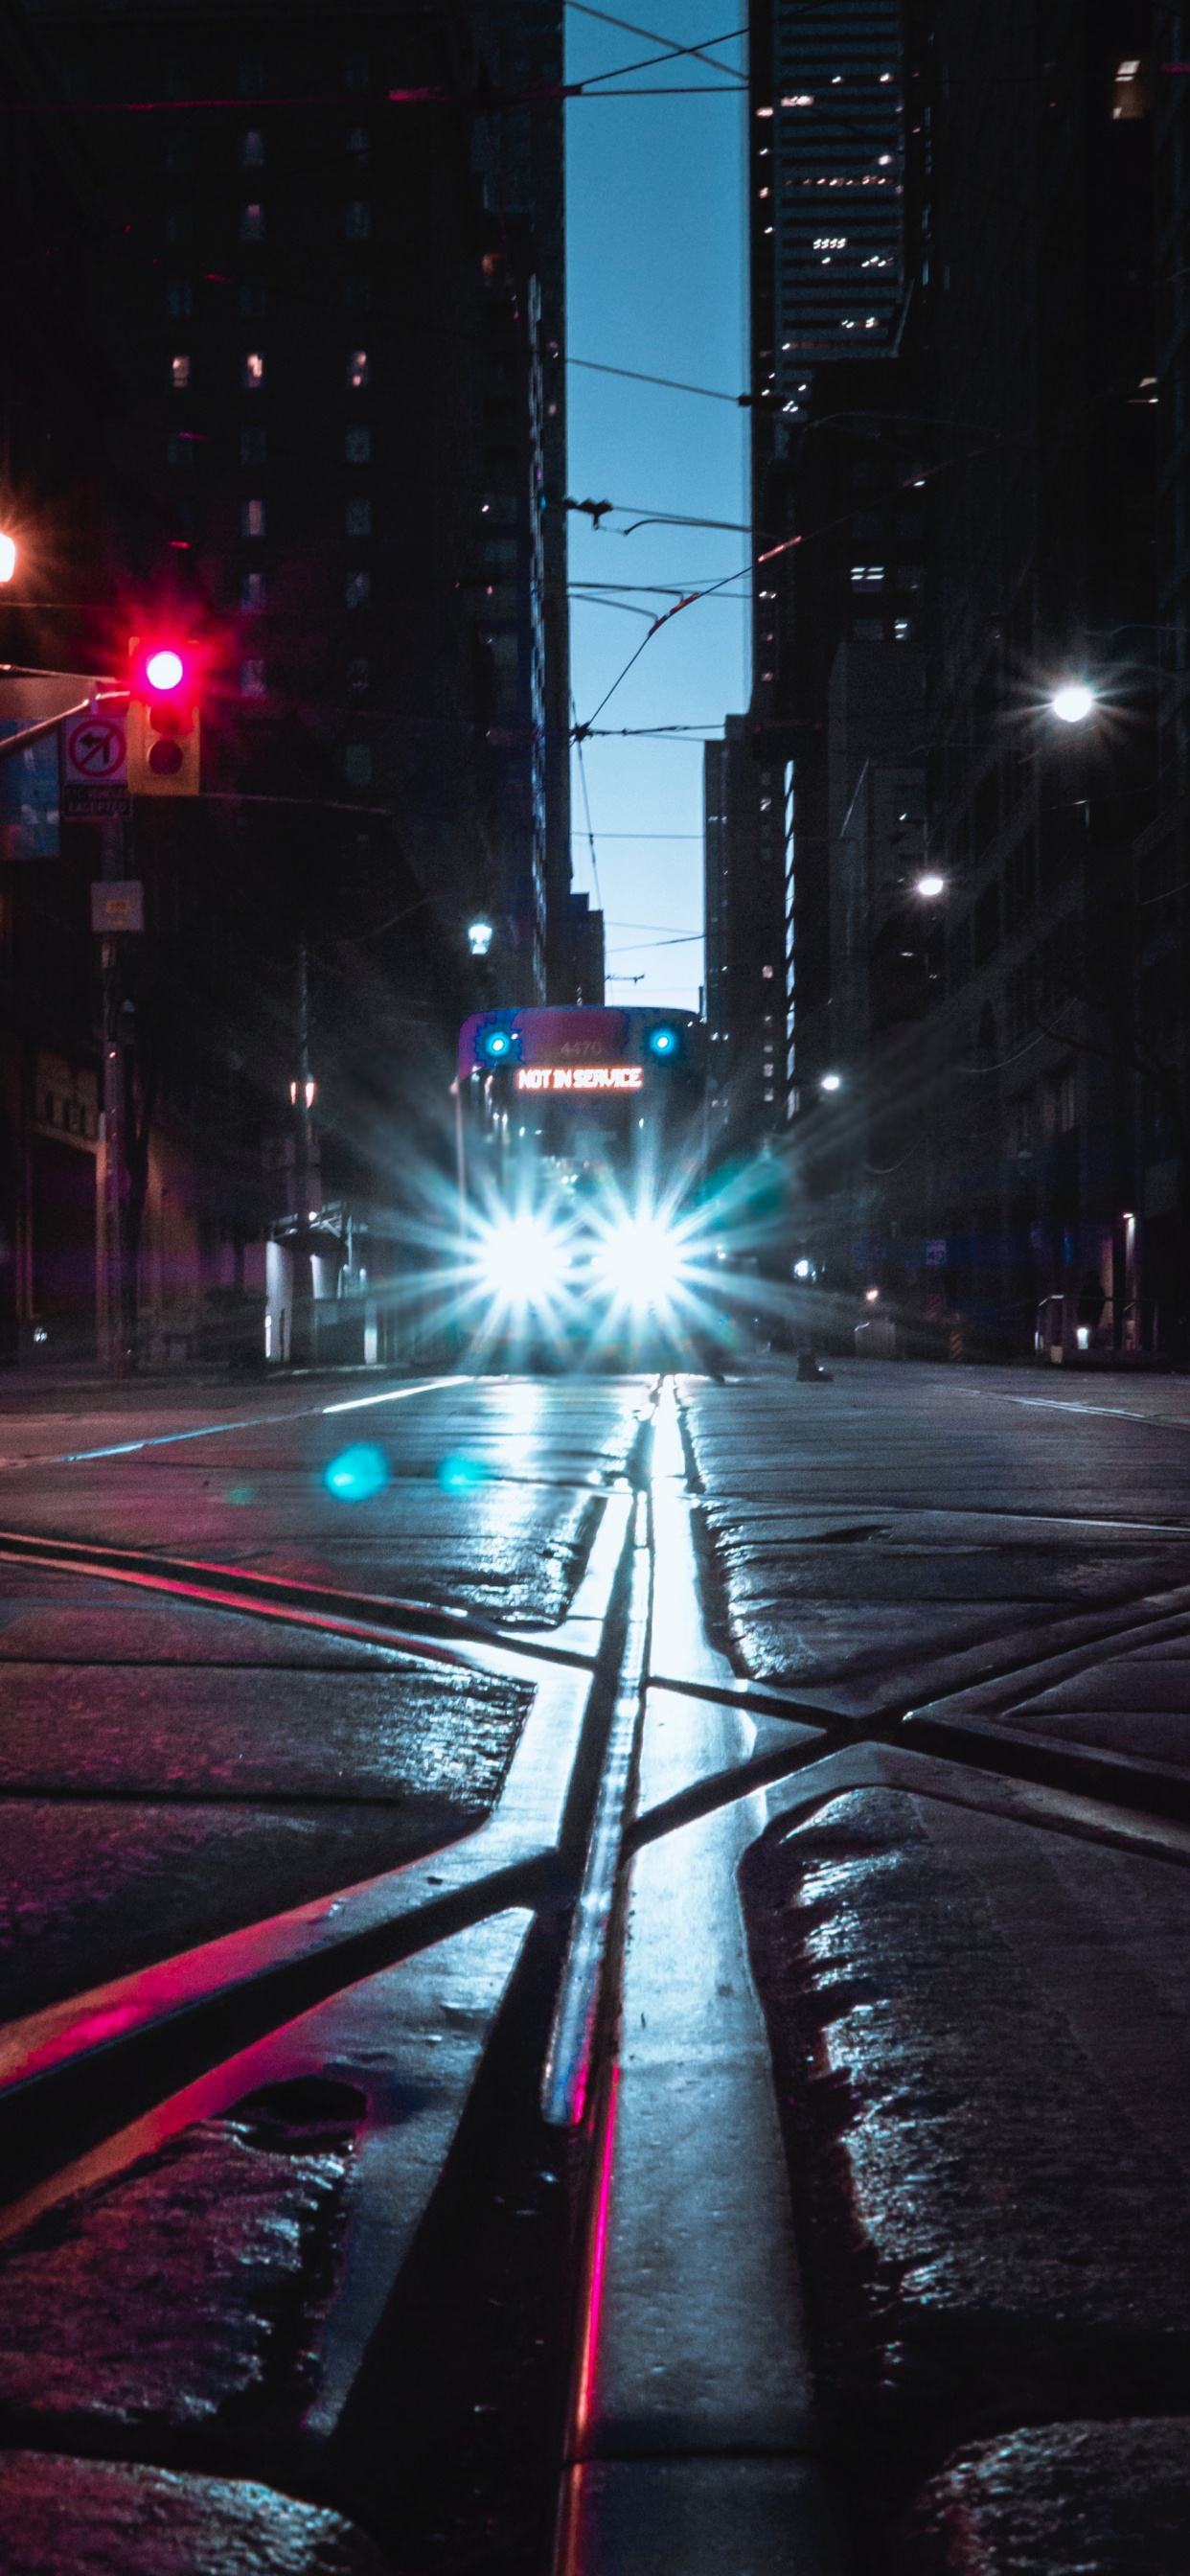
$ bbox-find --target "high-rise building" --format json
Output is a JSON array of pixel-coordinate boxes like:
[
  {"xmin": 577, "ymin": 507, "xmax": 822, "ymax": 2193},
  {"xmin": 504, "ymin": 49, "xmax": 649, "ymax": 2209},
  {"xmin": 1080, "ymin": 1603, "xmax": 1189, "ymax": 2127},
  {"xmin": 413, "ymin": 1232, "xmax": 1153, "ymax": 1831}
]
[
  {"xmin": 920, "ymin": 6, "xmax": 1156, "ymax": 1348},
  {"xmin": 1141, "ymin": 15, "xmax": 1190, "ymax": 1328},
  {"xmin": 753, "ymin": 0, "xmax": 904, "ymax": 430},
  {"xmin": 706, "ymin": 0, "xmax": 911, "ymax": 1171},
  {"xmin": 704, "ymin": 717, "xmax": 790, "ymax": 1150},
  {"xmin": 1, "ymin": 0, "xmax": 576, "ymax": 1359},
  {"xmin": 469, "ymin": 1, "xmax": 575, "ymax": 998}
]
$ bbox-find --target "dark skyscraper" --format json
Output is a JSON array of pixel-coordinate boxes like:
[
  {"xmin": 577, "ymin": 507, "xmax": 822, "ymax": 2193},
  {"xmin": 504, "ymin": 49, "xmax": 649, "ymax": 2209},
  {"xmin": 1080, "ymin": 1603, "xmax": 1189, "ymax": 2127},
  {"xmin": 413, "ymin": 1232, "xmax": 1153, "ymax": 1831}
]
[
  {"xmin": 707, "ymin": 0, "xmax": 909, "ymax": 1164},
  {"xmin": 760, "ymin": 0, "xmax": 904, "ymax": 425},
  {"xmin": 0, "ymin": 0, "xmax": 576, "ymax": 1359}
]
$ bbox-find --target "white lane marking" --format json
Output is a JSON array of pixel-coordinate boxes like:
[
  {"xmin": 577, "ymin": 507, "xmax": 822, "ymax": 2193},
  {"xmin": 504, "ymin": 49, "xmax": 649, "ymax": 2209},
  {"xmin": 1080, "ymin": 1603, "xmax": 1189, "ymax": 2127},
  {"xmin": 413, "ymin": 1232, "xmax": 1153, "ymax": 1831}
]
[
  {"xmin": 21, "ymin": 1375, "xmax": 468, "ymax": 1467},
  {"xmin": 958, "ymin": 1388, "xmax": 1190, "ymax": 1430}
]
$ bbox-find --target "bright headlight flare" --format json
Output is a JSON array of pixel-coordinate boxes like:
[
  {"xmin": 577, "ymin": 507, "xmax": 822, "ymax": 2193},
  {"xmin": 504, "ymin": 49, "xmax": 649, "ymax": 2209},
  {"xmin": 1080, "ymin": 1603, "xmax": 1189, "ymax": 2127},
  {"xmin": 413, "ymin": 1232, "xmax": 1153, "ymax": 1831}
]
[
  {"xmin": 473, "ymin": 1209, "xmax": 571, "ymax": 1306},
  {"xmin": 594, "ymin": 1211, "xmax": 689, "ymax": 1310}
]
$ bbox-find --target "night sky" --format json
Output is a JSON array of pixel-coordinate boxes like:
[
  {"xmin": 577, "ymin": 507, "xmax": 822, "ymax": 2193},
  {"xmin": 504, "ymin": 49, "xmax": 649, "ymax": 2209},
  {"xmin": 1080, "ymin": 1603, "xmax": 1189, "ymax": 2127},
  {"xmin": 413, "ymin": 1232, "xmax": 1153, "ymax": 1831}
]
[{"xmin": 565, "ymin": 2, "xmax": 747, "ymax": 1009}]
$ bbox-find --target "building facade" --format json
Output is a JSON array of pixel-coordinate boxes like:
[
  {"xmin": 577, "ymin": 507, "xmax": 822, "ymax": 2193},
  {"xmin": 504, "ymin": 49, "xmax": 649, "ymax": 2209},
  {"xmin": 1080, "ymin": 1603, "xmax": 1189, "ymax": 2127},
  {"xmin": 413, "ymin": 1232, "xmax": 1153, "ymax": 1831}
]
[{"xmin": 1, "ymin": 0, "xmax": 576, "ymax": 1361}]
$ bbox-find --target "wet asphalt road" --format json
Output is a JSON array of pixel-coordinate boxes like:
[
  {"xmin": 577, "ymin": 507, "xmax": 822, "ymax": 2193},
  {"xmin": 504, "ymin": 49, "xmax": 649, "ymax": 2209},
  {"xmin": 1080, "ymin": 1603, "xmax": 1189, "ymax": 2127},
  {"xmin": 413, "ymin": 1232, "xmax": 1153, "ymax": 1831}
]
[
  {"xmin": 4, "ymin": 1349, "xmax": 1190, "ymax": 2050},
  {"xmin": 0, "ymin": 1372, "xmax": 644, "ymax": 2020},
  {"xmin": 5, "ymin": 1357, "xmax": 1190, "ymax": 2573}
]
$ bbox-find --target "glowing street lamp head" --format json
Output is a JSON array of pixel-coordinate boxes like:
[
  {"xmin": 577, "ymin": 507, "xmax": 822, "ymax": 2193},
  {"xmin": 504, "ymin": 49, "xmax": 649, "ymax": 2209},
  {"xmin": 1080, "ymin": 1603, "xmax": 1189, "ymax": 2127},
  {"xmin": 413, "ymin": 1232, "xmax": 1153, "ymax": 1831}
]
[
  {"xmin": 915, "ymin": 871, "xmax": 946, "ymax": 899},
  {"xmin": 1051, "ymin": 681, "xmax": 1094, "ymax": 725},
  {"xmin": 0, "ymin": 533, "xmax": 15, "ymax": 585},
  {"xmin": 819, "ymin": 1071, "xmax": 842, "ymax": 1094},
  {"xmin": 468, "ymin": 918, "xmax": 493, "ymax": 957}
]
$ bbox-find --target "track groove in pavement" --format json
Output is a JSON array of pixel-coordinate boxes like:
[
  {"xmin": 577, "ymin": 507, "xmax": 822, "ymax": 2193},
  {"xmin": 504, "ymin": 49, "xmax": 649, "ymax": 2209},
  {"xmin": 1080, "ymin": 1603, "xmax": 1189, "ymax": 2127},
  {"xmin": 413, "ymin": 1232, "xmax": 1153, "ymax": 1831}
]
[{"xmin": 8, "ymin": 1365, "xmax": 1190, "ymax": 2571}]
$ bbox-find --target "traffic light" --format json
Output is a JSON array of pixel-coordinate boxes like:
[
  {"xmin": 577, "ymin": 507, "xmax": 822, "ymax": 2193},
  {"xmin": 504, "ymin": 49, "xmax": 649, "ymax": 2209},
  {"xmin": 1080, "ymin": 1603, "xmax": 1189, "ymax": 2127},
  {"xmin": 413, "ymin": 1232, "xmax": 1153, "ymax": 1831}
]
[{"xmin": 127, "ymin": 636, "xmax": 200, "ymax": 795}]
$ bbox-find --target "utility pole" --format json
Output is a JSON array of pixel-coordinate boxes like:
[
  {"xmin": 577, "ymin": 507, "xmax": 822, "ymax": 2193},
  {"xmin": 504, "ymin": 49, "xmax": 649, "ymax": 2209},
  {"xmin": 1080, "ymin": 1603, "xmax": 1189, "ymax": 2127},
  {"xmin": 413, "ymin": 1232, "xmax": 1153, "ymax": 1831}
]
[
  {"xmin": 97, "ymin": 820, "xmax": 131, "ymax": 1374},
  {"xmin": 289, "ymin": 934, "xmax": 315, "ymax": 1367}
]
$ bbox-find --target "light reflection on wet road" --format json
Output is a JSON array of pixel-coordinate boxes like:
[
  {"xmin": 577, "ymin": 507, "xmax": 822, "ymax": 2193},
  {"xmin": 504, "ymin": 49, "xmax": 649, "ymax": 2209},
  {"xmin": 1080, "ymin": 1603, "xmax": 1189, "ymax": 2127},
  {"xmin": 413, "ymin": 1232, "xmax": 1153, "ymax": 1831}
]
[{"xmin": 0, "ymin": 1373, "xmax": 643, "ymax": 2016}]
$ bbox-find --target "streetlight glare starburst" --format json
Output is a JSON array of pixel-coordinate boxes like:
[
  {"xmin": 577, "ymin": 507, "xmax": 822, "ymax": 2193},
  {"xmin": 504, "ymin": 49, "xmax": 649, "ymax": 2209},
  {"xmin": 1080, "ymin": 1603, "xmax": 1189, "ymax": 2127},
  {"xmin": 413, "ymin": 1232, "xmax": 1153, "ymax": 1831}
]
[
  {"xmin": 1051, "ymin": 681, "xmax": 1095, "ymax": 724},
  {"xmin": 0, "ymin": 533, "xmax": 16, "ymax": 585},
  {"xmin": 915, "ymin": 871, "xmax": 946, "ymax": 898}
]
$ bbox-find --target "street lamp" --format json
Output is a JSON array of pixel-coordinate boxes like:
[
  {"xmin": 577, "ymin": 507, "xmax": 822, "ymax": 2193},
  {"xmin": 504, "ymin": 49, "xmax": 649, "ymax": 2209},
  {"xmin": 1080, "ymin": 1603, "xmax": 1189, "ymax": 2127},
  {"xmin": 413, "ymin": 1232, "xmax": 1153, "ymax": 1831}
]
[
  {"xmin": 0, "ymin": 534, "xmax": 15, "ymax": 584},
  {"xmin": 820, "ymin": 1071, "xmax": 842, "ymax": 1093},
  {"xmin": 468, "ymin": 918, "xmax": 493, "ymax": 957},
  {"xmin": 1051, "ymin": 681, "xmax": 1095, "ymax": 724},
  {"xmin": 915, "ymin": 871, "xmax": 946, "ymax": 898}
]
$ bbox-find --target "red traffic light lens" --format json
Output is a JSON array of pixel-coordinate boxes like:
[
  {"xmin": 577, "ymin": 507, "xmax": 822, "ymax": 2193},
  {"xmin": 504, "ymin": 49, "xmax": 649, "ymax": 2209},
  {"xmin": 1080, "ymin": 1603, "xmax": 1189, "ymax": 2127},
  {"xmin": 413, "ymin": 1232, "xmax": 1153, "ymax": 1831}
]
[
  {"xmin": 130, "ymin": 638, "xmax": 198, "ymax": 705},
  {"xmin": 145, "ymin": 648, "xmax": 185, "ymax": 692}
]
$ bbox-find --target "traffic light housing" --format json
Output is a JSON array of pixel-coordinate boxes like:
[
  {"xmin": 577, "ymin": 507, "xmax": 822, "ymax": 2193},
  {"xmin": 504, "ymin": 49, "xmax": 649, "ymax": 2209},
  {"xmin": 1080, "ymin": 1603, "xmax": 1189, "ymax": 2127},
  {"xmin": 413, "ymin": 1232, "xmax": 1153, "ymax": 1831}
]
[{"xmin": 127, "ymin": 637, "xmax": 201, "ymax": 795}]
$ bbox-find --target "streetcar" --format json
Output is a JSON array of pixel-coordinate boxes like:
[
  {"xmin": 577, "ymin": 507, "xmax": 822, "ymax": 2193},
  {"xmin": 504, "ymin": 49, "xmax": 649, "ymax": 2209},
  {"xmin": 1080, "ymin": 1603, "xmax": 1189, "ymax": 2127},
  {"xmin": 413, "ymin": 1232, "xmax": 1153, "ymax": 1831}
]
[{"xmin": 454, "ymin": 1003, "xmax": 716, "ymax": 1365}]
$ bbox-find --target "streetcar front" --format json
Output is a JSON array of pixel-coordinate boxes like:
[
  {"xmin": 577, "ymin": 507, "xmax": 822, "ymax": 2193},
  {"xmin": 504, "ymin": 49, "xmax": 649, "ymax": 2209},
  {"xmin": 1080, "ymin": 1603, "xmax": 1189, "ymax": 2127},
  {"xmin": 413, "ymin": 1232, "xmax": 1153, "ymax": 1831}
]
[{"xmin": 455, "ymin": 1004, "xmax": 712, "ymax": 1365}]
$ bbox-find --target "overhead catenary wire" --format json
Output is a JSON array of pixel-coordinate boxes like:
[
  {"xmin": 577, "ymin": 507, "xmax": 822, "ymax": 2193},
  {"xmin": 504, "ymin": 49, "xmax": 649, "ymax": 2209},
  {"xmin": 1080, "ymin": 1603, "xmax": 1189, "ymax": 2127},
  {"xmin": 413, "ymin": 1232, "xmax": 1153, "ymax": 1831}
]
[
  {"xmin": 571, "ymin": 699, "xmax": 605, "ymax": 916},
  {"xmin": 565, "ymin": 2, "xmax": 746, "ymax": 82}
]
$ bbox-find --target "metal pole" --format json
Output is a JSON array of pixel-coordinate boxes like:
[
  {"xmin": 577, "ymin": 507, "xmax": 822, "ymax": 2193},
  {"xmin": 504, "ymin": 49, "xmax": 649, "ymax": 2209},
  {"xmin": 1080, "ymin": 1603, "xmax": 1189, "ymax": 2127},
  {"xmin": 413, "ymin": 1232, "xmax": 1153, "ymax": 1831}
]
[
  {"xmin": 100, "ymin": 936, "xmax": 125, "ymax": 1373},
  {"xmin": 289, "ymin": 934, "xmax": 314, "ymax": 1366}
]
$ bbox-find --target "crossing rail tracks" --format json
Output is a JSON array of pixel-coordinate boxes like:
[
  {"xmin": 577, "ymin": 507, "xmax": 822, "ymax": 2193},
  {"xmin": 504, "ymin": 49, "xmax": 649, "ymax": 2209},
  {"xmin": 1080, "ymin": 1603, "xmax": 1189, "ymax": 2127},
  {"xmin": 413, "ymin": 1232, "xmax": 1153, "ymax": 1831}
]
[{"xmin": 2, "ymin": 1369, "xmax": 1190, "ymax": 2570}]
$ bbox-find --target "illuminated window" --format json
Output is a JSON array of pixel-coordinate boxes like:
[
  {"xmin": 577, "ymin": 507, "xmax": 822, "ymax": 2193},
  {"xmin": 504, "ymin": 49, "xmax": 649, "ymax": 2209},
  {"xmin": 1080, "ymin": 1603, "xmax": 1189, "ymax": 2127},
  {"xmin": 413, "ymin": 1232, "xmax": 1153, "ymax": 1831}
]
[
  {"xmin": 345, "ymin": 497, "xmax": 372, "ymax": 536},
  {"xmin": 240, "ymin": 659, "xmax": 266, "ymax": 697},
  {"xmin": 345, "ymin": 200, "xmax": 371, "ymax": 240},
  {"xmin": 344, "ymin": 744, "xmax": 372, "ymax": 786},
  {"xmin": 1111, "ymin": 56, "xmax": 1151, "ymax": 117},
  {"xmin": 346, "ymin": 426, "xmax": 371, "ymax": 463},
  {"xmin": 850, "ymin": 564, "xmax": 883, "ymax": 590},
  {"xmin": 243, "ymin": 351, "xmax": 265, "ymax": 390},
  {"xmin": 166, "ymin": 281, "xmax": 193, "ymax": 316},
  {"xmin": 347, "ymin": 348, "xmax": 370, "ymax": 389},
  {"xmin": 240, "ymin": 426, "xmax": 266, "ymax": 465},
  {"xmin": 240, "ymin": 570, "xmax": 266, "ymax": 611},
  {"xmin": 172, "ymin": 354, "xmax": 191, "ymax": 391},
  {"xmin": 345, "ymin": 570, "xmax": 371, "ymax": 609},
  {"xmin": 240, "ymin": 202, "xmax": 264, "ymax": 241},
  {"xmin": 242, "ymin": 497, "xmax": 265, "ymax": 537},
  {"xmin": 240, "ymin": 130, "xmax": 263, "ymax": 167}
]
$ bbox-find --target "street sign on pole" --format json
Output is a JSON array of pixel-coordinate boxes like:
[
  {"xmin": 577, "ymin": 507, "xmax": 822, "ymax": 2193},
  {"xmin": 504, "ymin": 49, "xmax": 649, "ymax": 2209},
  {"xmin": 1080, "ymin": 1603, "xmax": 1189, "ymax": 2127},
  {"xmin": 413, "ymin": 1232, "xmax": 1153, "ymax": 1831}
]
[
  {"xmin": 65, "ymin": 711, "xmax": 130, "ymax": 819},
  {"xmin": 91, "ymin": 880, "xmax": 144, "ymax": 933}
]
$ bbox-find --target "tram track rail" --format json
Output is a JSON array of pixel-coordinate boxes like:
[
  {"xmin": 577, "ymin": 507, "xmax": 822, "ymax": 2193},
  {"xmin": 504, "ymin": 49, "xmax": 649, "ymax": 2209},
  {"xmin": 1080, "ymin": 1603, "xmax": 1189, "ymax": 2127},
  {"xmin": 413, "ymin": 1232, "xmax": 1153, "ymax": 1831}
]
[
  {"xmin": 4, "ymin": 1444, "xmax": 1190, "ymax": 2207},
  {"xmin": 5, "ymin": 1372, "xmax": 1190, "ymax": 2570}
]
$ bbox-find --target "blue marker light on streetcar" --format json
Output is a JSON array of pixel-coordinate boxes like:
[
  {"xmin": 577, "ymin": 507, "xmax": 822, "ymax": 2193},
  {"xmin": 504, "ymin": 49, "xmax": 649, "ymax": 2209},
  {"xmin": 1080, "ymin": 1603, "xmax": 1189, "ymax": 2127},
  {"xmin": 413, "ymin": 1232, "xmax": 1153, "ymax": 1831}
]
[
  {"xmin": 478, "ymin": 1024, "xmax": 515, "ymax": 1066},
  {"xmin": 324, "ymin": 1443, "xmax": 389, "ymax": 1502},
  {"xmin": 646, "ymin": 1024, "xmax": 679, "ymax": 1059}
]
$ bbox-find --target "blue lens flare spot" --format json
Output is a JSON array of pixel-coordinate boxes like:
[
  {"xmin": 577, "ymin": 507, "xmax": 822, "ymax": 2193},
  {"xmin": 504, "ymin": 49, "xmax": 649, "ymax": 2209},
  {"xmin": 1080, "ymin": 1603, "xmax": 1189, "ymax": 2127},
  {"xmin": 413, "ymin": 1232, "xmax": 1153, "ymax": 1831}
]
[
  {"xmin": 226, "ymin": 1484, "xmax": 255, "ymax": 1506},
  {"xmin": 437, "ymin": 1452, "xmax": 488, "ymax": 1495},
  {"xmin": 324, "ymin": 1443, "xmax": 389, "ymax": 1502}
]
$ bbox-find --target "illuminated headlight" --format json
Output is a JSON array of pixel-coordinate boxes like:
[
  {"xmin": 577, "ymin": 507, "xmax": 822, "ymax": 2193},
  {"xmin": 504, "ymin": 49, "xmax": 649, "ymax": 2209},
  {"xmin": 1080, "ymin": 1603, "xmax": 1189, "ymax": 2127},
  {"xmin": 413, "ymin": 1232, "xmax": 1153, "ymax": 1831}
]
[
  {"xmin": 595, "ymin": 1214, "xmax": 687, "ymax": 1309},
  {"xmin": 475, "ymin": 1212, "xmax": 569, "ymax": 1303}
]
